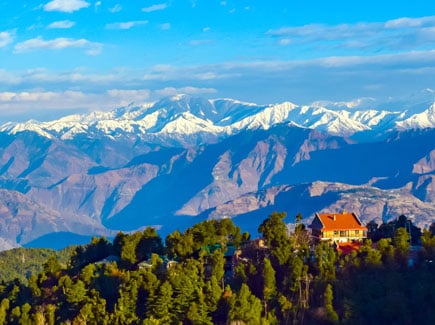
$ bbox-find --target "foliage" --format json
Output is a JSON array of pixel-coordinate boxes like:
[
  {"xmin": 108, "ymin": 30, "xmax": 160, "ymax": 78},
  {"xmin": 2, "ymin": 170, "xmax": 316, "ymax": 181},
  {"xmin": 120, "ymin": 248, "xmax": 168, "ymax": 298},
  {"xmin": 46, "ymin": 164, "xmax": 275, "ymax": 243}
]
[
  {"xmin": 0, "ymin": 213, "xmax": 432, "ymax": 324},
  {"xmin": 0, "ymin": 247, "xmax": 73, "ymax": 283}
]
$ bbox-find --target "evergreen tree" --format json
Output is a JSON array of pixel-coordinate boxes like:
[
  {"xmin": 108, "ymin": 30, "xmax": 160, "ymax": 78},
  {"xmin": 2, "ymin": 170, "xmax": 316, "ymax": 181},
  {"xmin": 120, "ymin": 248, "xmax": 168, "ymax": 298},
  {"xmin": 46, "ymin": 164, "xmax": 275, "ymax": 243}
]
[
  {"xmin": 394, "ymin": 227, "xmax": 410, "ymax": 265},
  {"xmin": 170, "ymin": 266, "xmax": 197, "ymax": 321},
  {"xmin": 114, "ymin": 275, "xmax": 139, "ymax": 324},
  {"xmin": 324, "ymin": 284, "xmax": 339, "ymax": 324},
  {"xmin": 421, "ymin": 228, "xmax": 435, "ymax": 260},
  {"xmin": 210, "ymin": 249, "xmax": 225, "ymax": 287},
  {"xmin": 136, "ymin": 227, "xmax": 164, "ymax": 262},
  {"xmin": 65, "ymin": 279, "xmax": 87, "ymax": 307},
  {"xmin": 80, "ymin": 263, "xmax": 97, "ymax": 286},
  {"xmin": 262, "ymin": 257, "xmax": 276, "ymax": 317},
  {"xmin": 166, "ymin": 230, "xmax": 195, "ymax": 259},
  {"xmin": 204, "ymin": 276, "xmax": 223, "ymax": 316},
  {"xmin": 45, "ymin": 304, "xmax": 56, "ymax": 325},
  {"xmin": 27, "ymin": 274, "xmax": 41, "ymax": 299},
  {"xmin": 10, "ymin": 306, "xmax": 21, "ymax": 325},
  {"xmin": 186, "ymin": 288, "xmax": 213, "ymax": 325},
  {"xmin": 0, "ymin": 299, "xmax": 9, "ymax": 325},
  {"xmin": 358, "ymin": 239, "xmax": 382, "ymax": 268},
  {"xmin": 314, "ymin": 241, "xmax": 336, "ymax": 281},
  {"xmin": 258, "ymin": 212, "xmax": 292, "ymax": 266},
  {"xmin": 229, "ymin": 284, "xmax": 263, "ymax": 324},
  {"xmin": 43, "ymin": 256, "xmax": 62, "ymax": 276},
  {"xmin": 148, "ymin": 280, "xmax": 173, "ymax": 323},
  {"xmin": 118, "ymin": 232, "xmax": 143, "ymax": 269},
  {"xmin": 377, "ymin": 238, "xmax": 395, "ymax": 265}
]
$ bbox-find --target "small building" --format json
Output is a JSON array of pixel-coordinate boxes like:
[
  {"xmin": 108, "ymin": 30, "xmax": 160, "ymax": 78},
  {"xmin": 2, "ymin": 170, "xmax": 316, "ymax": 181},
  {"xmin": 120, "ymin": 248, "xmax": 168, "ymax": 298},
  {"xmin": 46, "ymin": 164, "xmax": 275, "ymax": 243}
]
[{"xmin": 309, "ymin": 212, "xmax": 367, "ymax": 243}]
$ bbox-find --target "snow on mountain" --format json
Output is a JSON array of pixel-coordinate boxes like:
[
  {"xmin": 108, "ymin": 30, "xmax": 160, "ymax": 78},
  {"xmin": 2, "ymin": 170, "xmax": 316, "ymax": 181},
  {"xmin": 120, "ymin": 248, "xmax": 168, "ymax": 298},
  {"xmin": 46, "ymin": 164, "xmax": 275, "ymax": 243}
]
[
  {"xmin": 396, "ymin": 103, "xmax": 435, "ymax": 130},
  {"xmin": 1, "ymin": 94, "xmax": 435, "ymax": 145}
]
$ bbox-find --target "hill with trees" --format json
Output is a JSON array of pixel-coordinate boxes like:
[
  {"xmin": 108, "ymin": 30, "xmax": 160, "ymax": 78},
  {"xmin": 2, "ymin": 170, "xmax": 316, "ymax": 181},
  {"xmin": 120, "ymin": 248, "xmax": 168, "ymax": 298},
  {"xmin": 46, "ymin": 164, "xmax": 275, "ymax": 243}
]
[{"xmin": 0, "ymin": 213, "xmax": 434, "ymax": 324}]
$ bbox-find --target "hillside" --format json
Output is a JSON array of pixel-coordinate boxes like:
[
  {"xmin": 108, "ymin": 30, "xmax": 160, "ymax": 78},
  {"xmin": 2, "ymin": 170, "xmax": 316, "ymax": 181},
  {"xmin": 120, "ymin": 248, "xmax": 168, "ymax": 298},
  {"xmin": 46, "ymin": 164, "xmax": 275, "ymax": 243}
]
[
  {"xmin": 0, "ymin": 96, "xmax": 434, "ymax": 249},
  {"xmin": 0, "ymin": 217, "xmax": 433, "ymax": 324}
]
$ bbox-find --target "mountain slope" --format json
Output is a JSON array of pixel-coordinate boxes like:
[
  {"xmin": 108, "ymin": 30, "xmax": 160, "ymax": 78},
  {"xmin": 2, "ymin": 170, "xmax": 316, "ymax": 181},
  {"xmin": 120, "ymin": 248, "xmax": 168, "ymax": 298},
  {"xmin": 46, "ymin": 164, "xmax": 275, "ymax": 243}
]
[{"xmin": 0, "ymin": 96, "xmax": 434, "ymax": 248}]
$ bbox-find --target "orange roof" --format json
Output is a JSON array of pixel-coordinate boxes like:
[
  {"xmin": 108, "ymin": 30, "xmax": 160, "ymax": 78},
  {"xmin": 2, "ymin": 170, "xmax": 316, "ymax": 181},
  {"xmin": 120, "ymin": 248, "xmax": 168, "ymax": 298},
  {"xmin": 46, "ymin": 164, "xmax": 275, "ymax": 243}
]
[{"xmin": 315, "ymin": 212, "xmax": 367, "ymax": 231}]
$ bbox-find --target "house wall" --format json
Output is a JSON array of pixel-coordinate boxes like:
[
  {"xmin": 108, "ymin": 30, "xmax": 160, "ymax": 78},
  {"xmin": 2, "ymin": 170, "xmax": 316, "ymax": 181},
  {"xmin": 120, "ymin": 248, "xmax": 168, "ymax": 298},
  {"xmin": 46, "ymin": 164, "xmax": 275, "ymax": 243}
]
[{"xmin": 320, "ymin": 229, "xmax": 367, "ymax": 242}]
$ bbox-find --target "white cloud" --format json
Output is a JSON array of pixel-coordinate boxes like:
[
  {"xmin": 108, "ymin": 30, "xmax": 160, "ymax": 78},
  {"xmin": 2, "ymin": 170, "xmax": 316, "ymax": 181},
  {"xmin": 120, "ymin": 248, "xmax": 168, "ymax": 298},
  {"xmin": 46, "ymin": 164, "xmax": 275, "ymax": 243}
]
[
  {"xmin": 0, "ymin": 90, "xmax": 91, "ymax": 113},
  {"xmin": 153, "ymin": 87, "xmax": 217, "ymax": 97},
  {"xmin": 14, "ymin": 37, "xmax": 102, "ymax": 55},
  {"xmin": 142, "ymin": 3, "xmax": 168, "ymax": 13},
  {"xmin": 267, "ymin": 15, "xmax": 435, "ymax": 52},
  {"xmin": 106, "ymin": 21, "xmax": 148, "ymax": 30},
  {"xmin": 385, "ymin": 16, "xmax": 435, "ymax": 29},
  {"xmin": 0, "ymin": 87, "xmax": 217, "ymax": 120},
  {"xmin": 0, "ymin": 68, "xmax": 125, "ymax": 86},
  {"xmin": 47, "ymin": 20, "xmax": 76, "ymax": 29},
  {"xmin": 267, "ymin": 23, "xmax": 380, "ymax": 42},
  {"xmin": 107, "ymin": 89, "xmax": 151, "ymax": 105},
  {"xmin": 278, "ymin": 38, "xmax": 291, "ymax": 46},
  {"xmin": 160, "ymin": 23, "xmax": 171, "ymax": 30},
  {"xmin": 142, "ymin": 64, "xmax": 240, "ymax": 81},
  {"xmin": 44, "ymin": 0, "xmax": 90, "ymax": 13},
  {"xmin": 109, "ymin": 4, "xmax": 122, "ymax": 13},
  {"xmin": 2, "ymin": 48, "xmax": 435, "ymax": 120},
  {"xmin": 0, "ymin": 31, "xmax": 13, "ymax": 47},
  {"xmin": 0, "ymin": 91, "xmax": 58, "ymax": 102}
]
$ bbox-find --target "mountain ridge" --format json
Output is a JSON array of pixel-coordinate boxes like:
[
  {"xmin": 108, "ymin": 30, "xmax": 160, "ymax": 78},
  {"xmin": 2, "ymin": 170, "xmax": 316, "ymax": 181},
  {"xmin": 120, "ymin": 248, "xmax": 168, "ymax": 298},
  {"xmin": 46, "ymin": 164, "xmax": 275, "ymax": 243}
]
[
  {"xmin": 1, "ymin": 94, "xmax": 434, "ymax": 147},
  {"xmin": 0, "ymin": 95, "xmax": 433, "ymax": 249}
]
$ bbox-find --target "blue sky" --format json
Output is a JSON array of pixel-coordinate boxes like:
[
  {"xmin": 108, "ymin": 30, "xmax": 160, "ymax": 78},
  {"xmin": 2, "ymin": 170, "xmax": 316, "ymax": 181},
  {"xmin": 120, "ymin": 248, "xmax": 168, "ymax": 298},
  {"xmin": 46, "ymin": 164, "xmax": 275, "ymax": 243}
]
[{"xmin": 1, "ymin": 0, "xmax": 435, "ymax": 121}]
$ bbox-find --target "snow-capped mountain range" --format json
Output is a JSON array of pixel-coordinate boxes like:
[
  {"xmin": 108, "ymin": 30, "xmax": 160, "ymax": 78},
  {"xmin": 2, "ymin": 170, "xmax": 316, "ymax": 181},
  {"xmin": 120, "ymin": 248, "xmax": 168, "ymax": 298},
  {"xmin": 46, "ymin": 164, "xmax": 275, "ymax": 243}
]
[
  {"xmin": 0, "ymin": 93, "xmax": 434, "ymax": 250},
  {"xmin": 1, "ymin": 93, "xmax": 434, "ymax": 146}
]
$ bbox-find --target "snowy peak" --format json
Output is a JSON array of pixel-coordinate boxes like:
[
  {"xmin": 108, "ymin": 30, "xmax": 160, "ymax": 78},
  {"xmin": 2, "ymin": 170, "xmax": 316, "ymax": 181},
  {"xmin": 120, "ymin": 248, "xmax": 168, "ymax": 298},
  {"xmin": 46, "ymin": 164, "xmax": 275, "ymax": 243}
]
[
  {"xmin": 396, "ymin": 102, "xmax": 435, "ymax": 130},
  {"xmin": 1, "ymin": 95, "xmax": 435, "ymax": 146}
]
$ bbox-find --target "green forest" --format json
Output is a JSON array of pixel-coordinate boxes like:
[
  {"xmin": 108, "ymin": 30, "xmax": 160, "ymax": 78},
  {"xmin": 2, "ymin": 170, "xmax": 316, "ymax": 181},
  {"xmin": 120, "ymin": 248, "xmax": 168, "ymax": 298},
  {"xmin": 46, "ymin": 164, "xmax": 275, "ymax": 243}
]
[{"xmin": 0, "ymin": 212, "xmax": 434, "ymax": 324}]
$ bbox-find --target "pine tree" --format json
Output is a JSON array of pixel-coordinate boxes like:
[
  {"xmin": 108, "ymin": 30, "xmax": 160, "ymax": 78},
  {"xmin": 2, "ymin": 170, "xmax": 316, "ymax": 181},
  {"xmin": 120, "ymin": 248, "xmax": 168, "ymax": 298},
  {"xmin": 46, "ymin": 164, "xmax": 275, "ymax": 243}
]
[
  {"xmin": 262, "ymin": 257, "xmax": 276, "ymax": 317},
  {"xmin": 186, "ymin": 289, "xmax": 213, "ymax": 325},
  {"xmin": 45, "ymin": 304, "xmax": 56, "ymax": 325},
  {"xmin": 324, "ymin": 284, "xmax": 339, "ymax": 324},
  {"xmin": 229, "ymin": 283, "xmax": 263, "ymax": 324},
  {"xmin": 258, "ymin": 212, "xmax": 292, "ymax": 266},
  {"xmin": 10, "ymin": 306, "xmax": 21, "ymax": 324},
  {"xmin": 114, "ymin": 275, "xmax": 139, "ymax": 324},
  {"xmin": 65, "ymin": 279, "xmax": 87, "ymax": 307},
  {"xmin": 210, "ymin": 249, "xmax": 225, "ymax": 287},
  {"xmin": 377, "ymin": 238, "xmax": 395, "ymax": 265},
  {"xmin": 148, "ymin": 280, "xmax": 173, "ymax": 323},
  {"xmin": 394, "ymin": 227, "xmax": 410, "ymax": 265},
  {"xmin": 204, "ymin": 276, "xmax": 223, "ymax": 315},
  {"xmin": 0, "ymin": 299, "xmax": 9, "ymax": 325},
  {"xmin": 315, "ymin": 241, "xmax": 336, "ymax": 281},
  {"xmin": 136, "ymin": 227, "xmax": 164, "ymax": 262}
]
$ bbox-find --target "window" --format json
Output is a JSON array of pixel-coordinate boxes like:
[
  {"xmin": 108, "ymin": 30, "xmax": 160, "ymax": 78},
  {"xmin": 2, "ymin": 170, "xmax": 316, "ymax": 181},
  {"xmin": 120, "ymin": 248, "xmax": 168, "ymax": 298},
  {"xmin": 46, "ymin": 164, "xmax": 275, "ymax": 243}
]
[
  {"xmin": 333, "ymin": 230, "xmax": 339, "ymax": 236},
  {"xmin": 355, "ymin": 230, "xmax": 359, "ymax": 235},
  {"xmin": 340, "ymin": 230, "xmax": 347, "ymax": 237}
]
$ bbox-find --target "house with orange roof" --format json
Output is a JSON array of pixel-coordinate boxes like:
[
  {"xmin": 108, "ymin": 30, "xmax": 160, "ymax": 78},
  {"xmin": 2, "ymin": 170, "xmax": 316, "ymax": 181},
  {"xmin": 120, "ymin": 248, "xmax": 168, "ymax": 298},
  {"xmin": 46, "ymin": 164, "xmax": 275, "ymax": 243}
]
[{"xmin": 309, "ymin": 212, "xmax": 367, "ymax": 243}]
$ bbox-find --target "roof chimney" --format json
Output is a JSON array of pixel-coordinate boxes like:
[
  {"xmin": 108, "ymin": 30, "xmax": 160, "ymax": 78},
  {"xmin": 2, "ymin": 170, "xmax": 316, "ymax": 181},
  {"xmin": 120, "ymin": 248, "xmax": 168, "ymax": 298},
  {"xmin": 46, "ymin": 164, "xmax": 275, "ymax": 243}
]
[{"xmin": 333, "ymin": 215, "xmax": 336, "ymax": 221}]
